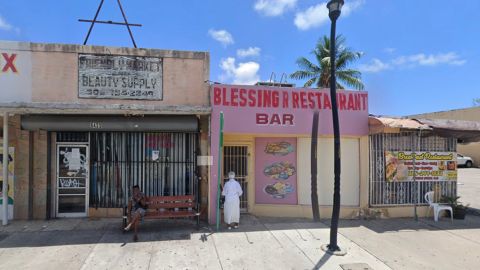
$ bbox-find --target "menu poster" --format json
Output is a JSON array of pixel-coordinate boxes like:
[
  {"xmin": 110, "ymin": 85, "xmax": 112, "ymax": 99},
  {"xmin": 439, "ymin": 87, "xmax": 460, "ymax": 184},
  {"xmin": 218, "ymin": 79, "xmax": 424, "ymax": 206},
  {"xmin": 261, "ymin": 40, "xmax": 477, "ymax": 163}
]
[{"xmin": 255, "ymin": 138, "xmax": 297, "ymax": 205}]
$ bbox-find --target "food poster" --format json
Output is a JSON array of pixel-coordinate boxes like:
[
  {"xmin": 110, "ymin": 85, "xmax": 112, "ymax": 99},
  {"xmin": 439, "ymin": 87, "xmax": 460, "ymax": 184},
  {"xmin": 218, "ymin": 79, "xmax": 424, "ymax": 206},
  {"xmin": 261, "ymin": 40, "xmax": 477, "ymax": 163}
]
[
  {"xmin": 58, "ymin": 146, "xmax": 88, "ymax": 178},
  {"xmin": 385, "ymin": 151, "xmax": 457, "ymax": 182},
  {"xmin": 0, "ymin": 143, "xmax": 14, "ymax": 220},
  {"xmin": 255, "ymin": 138, "xmax": 297, "ymax": 204}
]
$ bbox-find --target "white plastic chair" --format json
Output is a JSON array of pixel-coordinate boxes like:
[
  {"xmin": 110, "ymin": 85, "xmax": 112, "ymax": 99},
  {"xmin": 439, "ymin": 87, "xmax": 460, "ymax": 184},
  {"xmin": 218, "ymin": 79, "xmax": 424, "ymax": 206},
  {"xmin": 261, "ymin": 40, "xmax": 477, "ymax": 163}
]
[{"xmin": 425, "ymin": 191, "xmax": 453, "ymax": 222}]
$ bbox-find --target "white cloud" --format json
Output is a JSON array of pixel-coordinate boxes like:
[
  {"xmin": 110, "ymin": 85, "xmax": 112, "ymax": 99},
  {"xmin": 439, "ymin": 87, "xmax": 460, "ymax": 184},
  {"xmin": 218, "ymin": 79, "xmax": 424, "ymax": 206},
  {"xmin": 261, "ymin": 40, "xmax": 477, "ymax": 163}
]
[
  {"xmin": 219, "ymin": 57, "xmax": 260, "ymax": 85},
  {"xmin": 383, "ymin": 47, "xmax": 396, "ymax": 54},
  {"xmin": 361, "ymin": 52, "xmax": 466, "ymax": 74},
  {"xmin": 0, "ymin": 15, "xmax": 19, "ymax": 33},
  {"xmin": 294, "ymin": 0, "xmax": 364, "ymax": 30},
  {"xmin": 237, "ymin": 47, "xmax": 261, "ymax": 58},
  {"xmin": 341, "ymin": 0, "xmax": 365, "ymax": 17},
  {"xmin": 359, "ymin": 59, "xmax": 391, "ymax": 73},
  {"xmin": 254, "ymin": 0, "xmax": 297, "ymax": 16},
  {"xmin": 208, "ymin": 29, "xmax": 234, "ymax": 46},
  {"xmin": 294, "ymin": 3, "xmax": 328, "ymax": 30},
  {"xmin": 393, "ymin": 52, "xmax": 466, "ymax": 66}
]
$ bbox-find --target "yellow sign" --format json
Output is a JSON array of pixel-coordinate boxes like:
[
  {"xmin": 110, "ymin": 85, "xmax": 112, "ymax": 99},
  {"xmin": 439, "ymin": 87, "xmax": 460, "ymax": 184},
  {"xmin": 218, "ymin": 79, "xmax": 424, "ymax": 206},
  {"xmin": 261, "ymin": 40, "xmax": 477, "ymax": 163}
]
[{"xmin": 385, "ymin": 151, "xmax": 457, "ymax": 182}]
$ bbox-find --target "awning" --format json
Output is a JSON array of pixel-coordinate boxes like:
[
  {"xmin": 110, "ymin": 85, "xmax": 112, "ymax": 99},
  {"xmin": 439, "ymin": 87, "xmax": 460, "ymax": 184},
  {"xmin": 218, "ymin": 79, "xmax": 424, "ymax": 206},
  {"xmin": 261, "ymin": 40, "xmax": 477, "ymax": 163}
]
[
  {"xmin": 21, "ymin": 115, "xmax": 198, "ymax": 132},
  {"xmin": 369, "ymin": 116, "xmax": 480, "ymax": 143},
  {"xmin": 415, "ymin": 118, "xmax": 480, "ymax": 143},
  {"xmin": 369, "ymin": 116, "xmax": 431, "ymax": 134}
]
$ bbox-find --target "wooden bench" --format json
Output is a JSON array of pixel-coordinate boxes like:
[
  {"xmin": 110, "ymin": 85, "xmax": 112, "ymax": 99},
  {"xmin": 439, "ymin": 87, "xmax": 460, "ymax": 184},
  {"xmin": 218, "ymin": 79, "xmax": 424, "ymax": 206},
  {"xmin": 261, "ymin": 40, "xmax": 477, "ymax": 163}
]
[{"xmin": 124, "ymin": 195, "xmax": 200, "ymax": 230}]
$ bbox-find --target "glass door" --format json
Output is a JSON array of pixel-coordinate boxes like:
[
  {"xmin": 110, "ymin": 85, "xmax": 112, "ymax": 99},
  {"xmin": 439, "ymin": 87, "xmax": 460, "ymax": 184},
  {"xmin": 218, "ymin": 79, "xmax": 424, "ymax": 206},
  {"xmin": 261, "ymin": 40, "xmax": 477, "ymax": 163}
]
[{"xmin": 56, "ymin": 145, "xmax": 89, "ymax": 217}]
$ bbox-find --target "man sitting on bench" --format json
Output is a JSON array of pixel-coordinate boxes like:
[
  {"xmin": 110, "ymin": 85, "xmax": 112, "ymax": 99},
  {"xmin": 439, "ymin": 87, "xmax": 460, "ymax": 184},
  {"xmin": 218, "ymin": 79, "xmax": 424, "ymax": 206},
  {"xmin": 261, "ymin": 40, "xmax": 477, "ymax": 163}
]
[{"xmin": 124, "ymin": 184, "xmax": 146, "ymax": 241}]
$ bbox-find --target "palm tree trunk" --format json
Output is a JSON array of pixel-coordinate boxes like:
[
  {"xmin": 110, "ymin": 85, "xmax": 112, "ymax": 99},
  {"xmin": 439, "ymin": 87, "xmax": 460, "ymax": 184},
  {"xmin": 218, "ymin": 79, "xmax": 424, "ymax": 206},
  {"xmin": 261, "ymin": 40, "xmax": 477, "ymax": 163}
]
[
  {"xmin": 311, "ymin": 111, "xmax": 320, "ymax": 221},
  {"xmin": 328, "ymin": 18, "xmax": 341, "ymax": 252}
]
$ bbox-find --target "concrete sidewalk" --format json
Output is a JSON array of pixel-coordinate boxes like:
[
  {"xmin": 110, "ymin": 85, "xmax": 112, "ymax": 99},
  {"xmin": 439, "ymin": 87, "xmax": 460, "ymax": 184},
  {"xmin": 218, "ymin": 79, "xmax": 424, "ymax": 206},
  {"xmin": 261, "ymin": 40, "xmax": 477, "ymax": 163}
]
[{"xmin": 1, "ymin": 215, "xmax": 479, "ymax": 270}]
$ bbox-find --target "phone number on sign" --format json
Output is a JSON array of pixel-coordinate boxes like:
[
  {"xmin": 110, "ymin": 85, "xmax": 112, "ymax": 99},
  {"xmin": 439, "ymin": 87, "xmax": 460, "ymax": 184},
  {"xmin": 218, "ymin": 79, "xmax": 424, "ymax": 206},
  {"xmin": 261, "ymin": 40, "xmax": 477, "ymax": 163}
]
[{"xmin": 81, "ymin": 89, "xmax": 158, "ymax": 98}]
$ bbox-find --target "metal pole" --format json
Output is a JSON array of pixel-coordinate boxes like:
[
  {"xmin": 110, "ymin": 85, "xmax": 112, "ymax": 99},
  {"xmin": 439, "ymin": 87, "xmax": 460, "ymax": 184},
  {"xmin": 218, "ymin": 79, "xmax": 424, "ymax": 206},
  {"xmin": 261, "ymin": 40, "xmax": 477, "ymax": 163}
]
[
  {"xmin": 216, "ymin": 112, "xmax": 224, "ymax": 231},
  {"xmin": 83, "ymin": 0, "xmax": 105, "ymax": 45},
  {"xmin": 2, "ymin": 112, "xmax": 9, "ymax": 225},
  {"xmin": 328, "ymin": 16, "xmax": 342, "ymax": 253}
]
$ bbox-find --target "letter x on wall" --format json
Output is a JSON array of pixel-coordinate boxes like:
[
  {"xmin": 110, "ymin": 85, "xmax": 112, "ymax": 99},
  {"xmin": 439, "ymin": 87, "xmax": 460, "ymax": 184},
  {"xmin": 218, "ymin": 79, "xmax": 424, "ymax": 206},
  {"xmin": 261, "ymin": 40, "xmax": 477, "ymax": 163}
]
[{"xmin": 79, "ymin": 0, "xmax": 141, "ymax": 48}]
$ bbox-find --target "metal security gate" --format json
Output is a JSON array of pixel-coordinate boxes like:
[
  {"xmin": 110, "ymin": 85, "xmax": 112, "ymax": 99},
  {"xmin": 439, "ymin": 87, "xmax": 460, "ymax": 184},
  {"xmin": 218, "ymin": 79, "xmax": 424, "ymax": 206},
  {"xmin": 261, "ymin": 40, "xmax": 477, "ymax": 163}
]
[
  {"xmin": 369, "ymin": 132, "xmax": 457, "ymax": 206},
  {"xmin": 223, "ymin": 146, "xmax": 249, "ymax": 211},
  {"xmin": 58, "ymin": 132, "xmax": 198, "ymax": 209}
]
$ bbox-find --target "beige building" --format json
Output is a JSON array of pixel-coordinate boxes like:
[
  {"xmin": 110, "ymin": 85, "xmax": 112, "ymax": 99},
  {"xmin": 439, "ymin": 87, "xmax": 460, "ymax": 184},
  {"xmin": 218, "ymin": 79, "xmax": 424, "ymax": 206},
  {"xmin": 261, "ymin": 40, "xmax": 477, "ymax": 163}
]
[
  {"xmin": 0, "ymin": 41, "xmax": 210, "ymax": 221},
  {"xmin": 411, "ymin": 107, "xmax": 480, "ymax": 167}
]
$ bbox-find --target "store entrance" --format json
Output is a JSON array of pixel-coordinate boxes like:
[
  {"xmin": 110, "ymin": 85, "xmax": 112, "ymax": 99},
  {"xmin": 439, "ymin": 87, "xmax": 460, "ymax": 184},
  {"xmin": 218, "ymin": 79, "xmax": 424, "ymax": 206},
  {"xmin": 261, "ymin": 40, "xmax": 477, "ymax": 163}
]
[
  {"xmin": 56, "ymin": 144, "xmax": 89, "ymax": 217},
  {"xmin": 223, "ymin": 145, "xmax": 249, "ymax": 212}
]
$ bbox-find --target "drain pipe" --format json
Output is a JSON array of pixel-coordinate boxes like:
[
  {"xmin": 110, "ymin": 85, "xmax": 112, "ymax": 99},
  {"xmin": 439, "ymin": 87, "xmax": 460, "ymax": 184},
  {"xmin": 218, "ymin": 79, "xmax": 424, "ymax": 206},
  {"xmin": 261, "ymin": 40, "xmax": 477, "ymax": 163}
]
[{"xmin": 2, "ymin": 112, "xmax": 9, "ymax": 226}]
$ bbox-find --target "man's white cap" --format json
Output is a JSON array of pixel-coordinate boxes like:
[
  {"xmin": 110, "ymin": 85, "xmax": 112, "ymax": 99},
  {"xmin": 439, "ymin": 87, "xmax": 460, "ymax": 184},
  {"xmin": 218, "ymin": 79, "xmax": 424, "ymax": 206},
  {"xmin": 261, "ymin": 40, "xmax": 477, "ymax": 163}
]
[{"xmin": 228, "ymin": 171, "xmax": 235, "ymax": 179}]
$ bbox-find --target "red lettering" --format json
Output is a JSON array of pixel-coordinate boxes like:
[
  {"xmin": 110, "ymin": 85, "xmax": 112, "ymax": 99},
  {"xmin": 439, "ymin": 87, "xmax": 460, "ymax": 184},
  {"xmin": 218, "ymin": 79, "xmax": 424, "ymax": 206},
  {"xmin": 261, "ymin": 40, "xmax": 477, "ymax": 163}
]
[
  {"xmin": 292, "ymin": 92, "xmax": 300, "ymax": 108},
  {"xmin": 282, "ymin": 91, "xmax": 289, "ymax": 108},
  {"xmin": 272, "ymin": 91, "xmax": 279, "ymax": 108},
  {"xmin": 231, "ymin": 88, "xmax": 239, "ymax": 106},
  {"xmin": 361, "ymin": 93, "xmax": 368, "ymax": 111},
  {"xmin": 354, "ymin": 93, "xmax": 361, "ymax": 110},
  {"xmin": 256, "ymin": 113, "xmax": 268, "ymax": 125},
  {"xmin": 2, "ymin": 53, "xmax": 17, "ymax": 73},
  {"xmin": 248, "ymin": 90, "xmax": 256, "ymax": 107},
  {"xmin": 315, "ymin": 92, "xmax": 322, "ymax": 109},
  {"xmin": 213, "ymin": 87, "xmax": 222, "ymax": 105},
  {"xmin": 283, "ymin": 114, "xmax": 294, "ymax": 126},
  {"xmin": 222, "ymin": 87, "xmax": 230, "ymax": 106},
  {"xmin": 300, "ymin": 92, "xmax": 308, "ymax": 109},
  {"xmin": 323, "ymin": 94, "xmax": 332, "ymax": 109},
  {"xmin": 307, "ymin": 92, "xmax": 315, "ymax": 109},
  {"xmin": 263, "ymin": 90, "xmax": 271, "ymax": 107},
  {"xmin": 347, "ymin": 93, "xmax": 355, "ymax": 110},
  {"xmin": 338, "ymin": 93, "xmax": 347, "ymax": 110},
  {"xmin": 239, "ymin": 89, "xmax": 247, "ymax": 107},
  {"xmin": 257, "ymin": 90, "xmax": 263, "ymax": 107}
]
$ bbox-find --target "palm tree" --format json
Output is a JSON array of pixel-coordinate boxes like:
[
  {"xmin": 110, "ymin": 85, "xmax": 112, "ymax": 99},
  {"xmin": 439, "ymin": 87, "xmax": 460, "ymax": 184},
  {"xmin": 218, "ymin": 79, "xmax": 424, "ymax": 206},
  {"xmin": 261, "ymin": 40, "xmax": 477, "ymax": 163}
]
[{"xmin": 290, "ymin": 35, "xmax": 364, "ymax": 90}]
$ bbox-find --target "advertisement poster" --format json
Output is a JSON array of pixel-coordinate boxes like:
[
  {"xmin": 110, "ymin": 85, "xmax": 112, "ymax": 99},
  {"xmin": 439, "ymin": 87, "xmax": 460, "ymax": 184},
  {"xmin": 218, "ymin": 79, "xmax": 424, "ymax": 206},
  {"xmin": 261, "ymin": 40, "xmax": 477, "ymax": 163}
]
[
  {"xmin": 0, "ymin": 142, "xmax": 14, "ymax": 220},
  {"xmin": 255, "ymin": 138, "xmax": 297, "ymax": 204},
  {"xmin": 385, "ymin": 151, "xmax": 457, "ymax": 182}
]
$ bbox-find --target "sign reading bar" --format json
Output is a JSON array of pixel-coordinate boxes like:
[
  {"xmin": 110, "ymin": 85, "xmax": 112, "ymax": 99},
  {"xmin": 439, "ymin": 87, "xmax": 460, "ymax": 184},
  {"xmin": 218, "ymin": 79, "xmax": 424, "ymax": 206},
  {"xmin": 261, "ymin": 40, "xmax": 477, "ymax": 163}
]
[
  {"xmin": 78, "ymin": 54, "xmax": 163, "ymax": 100},
  {"xmin": 385, "ymin": 151, "xmax": 457, "ymax": 182}
]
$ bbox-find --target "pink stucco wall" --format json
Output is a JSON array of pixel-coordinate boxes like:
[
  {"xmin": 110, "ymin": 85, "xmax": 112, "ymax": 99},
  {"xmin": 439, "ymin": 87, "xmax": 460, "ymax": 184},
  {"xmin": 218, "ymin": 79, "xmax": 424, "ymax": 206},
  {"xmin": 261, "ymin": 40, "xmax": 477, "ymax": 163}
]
[{"xmin": 209, "ymin": 84, "xmax": 369, "ymax": 224}]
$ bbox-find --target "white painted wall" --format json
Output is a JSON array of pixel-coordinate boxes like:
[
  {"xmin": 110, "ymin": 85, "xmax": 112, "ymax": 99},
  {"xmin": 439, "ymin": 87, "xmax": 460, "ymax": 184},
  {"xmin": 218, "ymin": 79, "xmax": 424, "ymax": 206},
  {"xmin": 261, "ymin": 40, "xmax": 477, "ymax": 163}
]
[
  {"xmin": 297, "ymin": 138, "xmax": 360, "ymax": 206},
  {"xmin": 0, "ymin": 42, "xmax": 32, "ymax": 103}
]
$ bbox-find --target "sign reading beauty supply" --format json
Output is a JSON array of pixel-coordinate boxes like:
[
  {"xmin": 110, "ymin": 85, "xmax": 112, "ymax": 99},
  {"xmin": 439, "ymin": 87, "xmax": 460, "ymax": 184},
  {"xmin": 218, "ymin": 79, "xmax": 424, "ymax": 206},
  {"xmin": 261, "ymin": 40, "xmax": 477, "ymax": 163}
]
[
  {"xmin": 211, "ymin": 85, "xmax": 369, "ymax": 136},
  {"xmin": 385, "ymin": 151, "xmax": 457, "ymax": 182},
  {"xmin": 78, "ymin": 54, "xmax": 163, "ymax": 100}
]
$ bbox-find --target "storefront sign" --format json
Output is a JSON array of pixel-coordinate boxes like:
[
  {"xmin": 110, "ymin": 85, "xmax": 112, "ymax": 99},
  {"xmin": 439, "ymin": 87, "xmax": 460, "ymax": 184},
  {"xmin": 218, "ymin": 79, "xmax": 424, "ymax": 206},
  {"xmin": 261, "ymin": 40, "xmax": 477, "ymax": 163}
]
[
  {"xmin": 0, "ymin": 143, "xmax": 14, "ymax": 220},
  {"xmin": 255, "ymin": 138, "xmax": 297, "ymax": 204},
  {"xmin": 385, "ymin": 151, "xmax": 457, "ymax": 182},
  {"xmin": 78, "ymin": 54, "xmax": 163, "ymax": 100},
  {"xmin": 211, "ymin": 85, "xmax": 369, "ymax": 136}
]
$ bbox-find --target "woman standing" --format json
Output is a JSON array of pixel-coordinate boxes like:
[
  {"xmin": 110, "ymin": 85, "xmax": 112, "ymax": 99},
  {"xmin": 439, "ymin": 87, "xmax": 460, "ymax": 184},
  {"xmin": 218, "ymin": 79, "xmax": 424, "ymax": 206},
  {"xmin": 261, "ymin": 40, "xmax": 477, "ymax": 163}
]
[{"xmin": 222, "ymin": 171, "xmax": 243, "ymax": 229}]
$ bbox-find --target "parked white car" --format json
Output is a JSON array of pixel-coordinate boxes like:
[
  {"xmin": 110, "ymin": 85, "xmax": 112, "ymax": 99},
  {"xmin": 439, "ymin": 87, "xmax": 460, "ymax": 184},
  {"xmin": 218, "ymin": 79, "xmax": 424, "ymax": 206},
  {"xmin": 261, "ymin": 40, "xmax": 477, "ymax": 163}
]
[{"xmin": 457, "ymin": 154, "xmax": 474, "ymax": 168}]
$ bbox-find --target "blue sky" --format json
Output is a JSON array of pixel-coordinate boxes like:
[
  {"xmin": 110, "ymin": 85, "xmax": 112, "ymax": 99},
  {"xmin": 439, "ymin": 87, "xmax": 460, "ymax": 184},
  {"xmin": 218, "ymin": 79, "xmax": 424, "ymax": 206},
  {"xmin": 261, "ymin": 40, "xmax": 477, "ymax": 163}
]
[{"xmin": 0, "ymin": 0, "xmax": 479, "ymax": 116}]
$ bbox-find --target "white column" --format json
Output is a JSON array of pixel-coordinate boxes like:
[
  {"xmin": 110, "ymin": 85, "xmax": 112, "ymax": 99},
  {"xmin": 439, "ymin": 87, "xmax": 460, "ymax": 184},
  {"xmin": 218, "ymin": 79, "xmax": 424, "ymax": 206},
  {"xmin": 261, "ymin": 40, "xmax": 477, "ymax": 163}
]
[{"xmin": 2, "ymin": 112, "xmax": 8, "ymax": 225}]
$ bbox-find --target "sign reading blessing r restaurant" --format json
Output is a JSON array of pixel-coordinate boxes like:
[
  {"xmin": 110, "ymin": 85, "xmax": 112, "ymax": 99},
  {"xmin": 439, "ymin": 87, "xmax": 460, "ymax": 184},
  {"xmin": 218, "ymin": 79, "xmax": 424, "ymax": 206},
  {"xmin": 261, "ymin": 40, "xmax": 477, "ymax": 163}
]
[{"xmin": 78, "ymin": 54, "xmax": 163, "ymax": 100}]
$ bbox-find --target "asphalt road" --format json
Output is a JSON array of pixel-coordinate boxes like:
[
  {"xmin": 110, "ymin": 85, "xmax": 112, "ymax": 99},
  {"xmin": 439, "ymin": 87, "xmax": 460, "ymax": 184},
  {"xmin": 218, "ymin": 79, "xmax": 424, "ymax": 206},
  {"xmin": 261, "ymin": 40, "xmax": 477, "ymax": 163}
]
[{"xmin": 457, "ymin": 168, "xmax": 480, "ymax": 211}]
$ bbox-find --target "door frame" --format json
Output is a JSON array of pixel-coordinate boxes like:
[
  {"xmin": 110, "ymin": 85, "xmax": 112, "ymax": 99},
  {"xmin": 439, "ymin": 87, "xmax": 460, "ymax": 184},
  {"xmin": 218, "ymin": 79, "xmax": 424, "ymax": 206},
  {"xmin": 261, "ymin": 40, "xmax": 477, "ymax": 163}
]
[
  {"xmin": 223, "ymin": 142, "xmax": 254, "ymax": 213},
  {"xmin": 55, "ymin": 143, "xmax": 89, "ymax": 218}
]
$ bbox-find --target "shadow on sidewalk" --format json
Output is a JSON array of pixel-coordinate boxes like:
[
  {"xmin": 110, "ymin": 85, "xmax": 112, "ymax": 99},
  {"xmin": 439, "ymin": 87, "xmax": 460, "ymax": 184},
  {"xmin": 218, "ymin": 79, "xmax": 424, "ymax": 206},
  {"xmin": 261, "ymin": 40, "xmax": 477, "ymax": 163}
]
[{"xmin": 1, "ymin": 214, "xmax": 479, "ymax": 248}]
